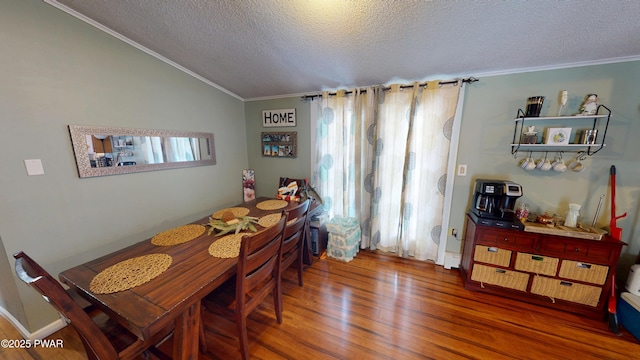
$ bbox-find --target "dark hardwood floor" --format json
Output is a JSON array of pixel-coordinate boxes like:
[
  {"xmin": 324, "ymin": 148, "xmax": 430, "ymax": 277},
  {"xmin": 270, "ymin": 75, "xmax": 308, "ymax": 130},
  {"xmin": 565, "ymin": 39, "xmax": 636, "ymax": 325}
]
[{"xmin": 3, "ymin": 250, "xmax": 639, "ymax": 359}]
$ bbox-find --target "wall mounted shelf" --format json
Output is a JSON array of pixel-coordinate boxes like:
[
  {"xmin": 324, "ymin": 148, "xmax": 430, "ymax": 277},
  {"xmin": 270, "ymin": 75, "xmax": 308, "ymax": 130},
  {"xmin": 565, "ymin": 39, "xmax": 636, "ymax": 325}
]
[{"xmin": 511, "ymin": 105, "xmax": 611, "ymax": 157}]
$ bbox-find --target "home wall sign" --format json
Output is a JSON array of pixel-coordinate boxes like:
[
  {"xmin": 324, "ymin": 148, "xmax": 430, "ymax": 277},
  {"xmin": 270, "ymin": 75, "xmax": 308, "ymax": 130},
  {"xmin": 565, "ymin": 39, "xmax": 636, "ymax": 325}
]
[{"xmin": 262, "ymin": 108, "xmax": 296, "ymax": 127}]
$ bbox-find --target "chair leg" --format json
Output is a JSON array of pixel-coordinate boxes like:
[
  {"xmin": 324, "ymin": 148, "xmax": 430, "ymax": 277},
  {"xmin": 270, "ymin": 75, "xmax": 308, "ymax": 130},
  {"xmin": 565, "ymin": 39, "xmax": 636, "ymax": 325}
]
[
  {"xmin": 237, "ymin": 315, "xmax": 250, "ymax": 360},
  {"xmin": 296, "ymin": 254, "xmax": 304, "ymax": 287},
  {"xmin": 274, "ymin": 277, "xmax": 283, "ymax": 324}
]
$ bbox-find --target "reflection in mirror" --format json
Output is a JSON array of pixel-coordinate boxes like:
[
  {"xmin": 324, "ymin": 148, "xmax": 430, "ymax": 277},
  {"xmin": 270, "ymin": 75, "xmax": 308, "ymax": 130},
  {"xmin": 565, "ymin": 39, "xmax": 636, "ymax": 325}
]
[{"xmin": 69, "ymin": 125, "xmax": 215, "ymax": 178}]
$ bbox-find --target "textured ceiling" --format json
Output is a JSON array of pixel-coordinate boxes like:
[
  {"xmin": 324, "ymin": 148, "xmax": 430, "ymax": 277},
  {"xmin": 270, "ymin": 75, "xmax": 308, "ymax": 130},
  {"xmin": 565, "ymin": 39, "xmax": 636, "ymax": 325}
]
[{"xmin": 48, "ymin": 0, "xmax": 640, "ymax": 100}]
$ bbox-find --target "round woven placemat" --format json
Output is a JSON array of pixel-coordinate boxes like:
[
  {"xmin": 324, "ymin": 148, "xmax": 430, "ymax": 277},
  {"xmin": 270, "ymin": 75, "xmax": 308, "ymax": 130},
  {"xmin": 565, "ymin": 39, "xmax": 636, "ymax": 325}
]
[
  {"xmin": 258, "ymin": 213, "xmax": 282, "ymax": 228},
  {"xmin": 212, "ymin": 207, "xmax": 250, "ymax": 219},
  {"xmin": 89, "ymin": 254, "xmax": 172, "ymax": 294},
  {"xmin": 256, "ymin": 199, "xmax": 288, "ymax": 210},
  {"xmin": 208, "ymin": 233, "xmax": 244, "ymax": 258},
  {"xmin": 151, "ymin": 224, "xmax": 206, "ymax": 246}
]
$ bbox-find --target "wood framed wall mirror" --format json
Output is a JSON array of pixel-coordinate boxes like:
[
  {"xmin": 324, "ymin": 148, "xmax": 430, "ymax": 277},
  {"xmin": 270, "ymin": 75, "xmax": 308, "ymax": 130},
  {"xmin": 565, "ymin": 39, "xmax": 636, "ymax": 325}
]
[{"xmin": 68, "ymin": 125, "xmax": 216, "ymax": 178}]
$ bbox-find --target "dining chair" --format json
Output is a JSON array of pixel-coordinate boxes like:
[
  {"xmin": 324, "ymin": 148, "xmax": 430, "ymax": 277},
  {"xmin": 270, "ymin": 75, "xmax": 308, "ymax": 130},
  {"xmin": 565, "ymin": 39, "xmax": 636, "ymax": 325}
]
[
  {"xmin": 13, "ymin": 251, "xmax": 172, "ymax": 360},
  {"xmin": 200, "ymin": 213, "xmax": 287, "ymax": 360},
  {"xmin": 281, "ymin": 199, "xmax": 310, "ymax": 287}
]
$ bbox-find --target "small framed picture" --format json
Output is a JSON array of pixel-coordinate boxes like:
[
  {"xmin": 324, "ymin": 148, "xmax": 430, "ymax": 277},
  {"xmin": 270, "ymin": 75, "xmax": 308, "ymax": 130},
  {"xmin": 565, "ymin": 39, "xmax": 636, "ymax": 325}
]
[
  {"xmin": 545, "ymin": 128, "xmax": 571, "ymax": 145},
  {"xmin": 261, "ymin": 132, "xmax": 296, "ymax": 158}
]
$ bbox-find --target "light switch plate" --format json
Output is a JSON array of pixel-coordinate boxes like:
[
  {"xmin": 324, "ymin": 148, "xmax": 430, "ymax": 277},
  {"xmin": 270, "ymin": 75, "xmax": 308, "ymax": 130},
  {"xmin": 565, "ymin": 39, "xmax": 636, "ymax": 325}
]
[
  {"xmin": 457, "ymin": 164, "xmax": 467, "ymax": 176},
  {"xmin": 24, "ymin": 159, "xmax": 44, "ymax": 176}
]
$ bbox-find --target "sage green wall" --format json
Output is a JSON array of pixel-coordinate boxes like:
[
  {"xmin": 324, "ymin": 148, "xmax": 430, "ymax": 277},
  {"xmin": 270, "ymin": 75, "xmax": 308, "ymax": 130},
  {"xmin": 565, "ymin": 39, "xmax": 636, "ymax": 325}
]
[
  {"xmin": 450, "ymin": 61, "xmax": 640, "ymax": 275},
  {"xmin": 0, "ymin": 0, "xmax": 247, "ymax": 331},
  {"xmin": 244, "ymin": 98, "xmax": 312, "ymax": 197}
]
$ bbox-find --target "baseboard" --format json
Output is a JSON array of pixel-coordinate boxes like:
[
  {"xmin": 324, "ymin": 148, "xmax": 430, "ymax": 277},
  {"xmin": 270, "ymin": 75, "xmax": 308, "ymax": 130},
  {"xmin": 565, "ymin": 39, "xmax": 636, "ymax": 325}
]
[
  {"xmin": 0, "ymin": 305, "xmax": 67, "ymax": 341},
  {"xmin": 443, "ymin": 252, "xmax": 461, "ymax": 270}
]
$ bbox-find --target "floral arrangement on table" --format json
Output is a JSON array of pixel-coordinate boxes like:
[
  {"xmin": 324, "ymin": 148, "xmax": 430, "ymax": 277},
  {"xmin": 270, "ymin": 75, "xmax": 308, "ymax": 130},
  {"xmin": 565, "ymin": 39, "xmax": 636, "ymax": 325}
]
[{"xmin": 205, "ymin": 211, "xmax": 259, "ymax": 236}]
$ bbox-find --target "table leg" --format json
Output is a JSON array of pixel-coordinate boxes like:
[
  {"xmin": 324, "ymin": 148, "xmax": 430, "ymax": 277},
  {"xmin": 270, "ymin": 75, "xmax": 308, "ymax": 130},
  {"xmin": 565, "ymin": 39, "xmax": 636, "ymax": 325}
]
[{"xmin": 173, "ymin": 302, "xmax": 200, "ymax": 360}]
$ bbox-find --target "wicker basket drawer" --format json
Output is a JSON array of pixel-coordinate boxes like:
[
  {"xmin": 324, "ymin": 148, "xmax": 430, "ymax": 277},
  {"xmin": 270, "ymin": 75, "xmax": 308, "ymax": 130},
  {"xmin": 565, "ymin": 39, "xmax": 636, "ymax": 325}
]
[
  {"xmin": 471, "ymin": 264, "xmax": 529, "ymax": 291},
  {"xmin": 514, "ymin": 253, "xmax": 559, "ymax": 276},
  {"xmin": 530, "ymin": 276, "xmax": 602, "ymax": 307},
  {"xmin": 558, "ymin": 260, "xmax": 609, "ymax": 285},
  {"xmin": 473, "ymin": 245, "xmax": 511, "ymax": 267}
]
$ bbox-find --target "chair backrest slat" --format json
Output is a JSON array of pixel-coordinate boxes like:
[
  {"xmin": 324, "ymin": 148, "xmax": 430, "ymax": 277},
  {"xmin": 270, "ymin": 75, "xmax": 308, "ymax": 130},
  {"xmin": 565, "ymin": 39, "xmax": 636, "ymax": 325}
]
[
  {"xmin": 236, "ymin": 213, "xmax": 287, "ymax": 312},
  {"xmin": 282, "ymin": 200, "xmax": 310, "ymax": 264}
]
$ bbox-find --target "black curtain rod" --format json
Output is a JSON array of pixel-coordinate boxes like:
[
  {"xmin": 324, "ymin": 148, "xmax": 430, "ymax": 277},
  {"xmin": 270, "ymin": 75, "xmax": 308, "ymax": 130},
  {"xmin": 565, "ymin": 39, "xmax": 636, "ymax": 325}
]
[{"xmin": 301, "ymin": 77, "xmax": 478, "ymax": 100}]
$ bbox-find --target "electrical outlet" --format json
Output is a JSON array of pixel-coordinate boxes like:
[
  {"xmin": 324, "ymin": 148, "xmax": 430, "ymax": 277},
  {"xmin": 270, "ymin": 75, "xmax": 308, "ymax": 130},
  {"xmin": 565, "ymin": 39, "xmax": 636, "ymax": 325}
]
[{"xmin": 457, "ymin": 164, "xmax": 467, "ymax": 176}]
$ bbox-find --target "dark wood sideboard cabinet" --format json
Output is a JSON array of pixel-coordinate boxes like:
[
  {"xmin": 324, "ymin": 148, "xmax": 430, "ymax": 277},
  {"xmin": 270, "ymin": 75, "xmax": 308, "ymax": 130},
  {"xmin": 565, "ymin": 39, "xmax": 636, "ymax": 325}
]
[{"xmin": 460, "ymin": 214, "xmax": 626, "ymax": 319}]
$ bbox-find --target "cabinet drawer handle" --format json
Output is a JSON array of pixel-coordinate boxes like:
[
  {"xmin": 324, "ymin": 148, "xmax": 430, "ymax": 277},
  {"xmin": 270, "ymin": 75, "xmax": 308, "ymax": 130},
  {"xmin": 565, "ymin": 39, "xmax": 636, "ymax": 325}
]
[
  {"xmin": 503, "ymin": 238, "xmax": 509, "ymax": 242},
  {"xmin": 560, "ymin": 281, "xmax": 573, "ymax": 287},
  {"xmin": 495, "ymin": 269, "xmax": 506, "ymax": 274},
  {"xmin": 531, "ymin": 255, "xmax": 544, "ymax": 261},
  {"xmin": 574, "ymin": 248, "xmax": 581, "ymax": 252},
  {"xmin": 577, "ymin": 262, "xmax": 591, "ymax": 269},
  {"xmin": 487, "ymin": 247, "xmax": 498, "ymax": 253}
]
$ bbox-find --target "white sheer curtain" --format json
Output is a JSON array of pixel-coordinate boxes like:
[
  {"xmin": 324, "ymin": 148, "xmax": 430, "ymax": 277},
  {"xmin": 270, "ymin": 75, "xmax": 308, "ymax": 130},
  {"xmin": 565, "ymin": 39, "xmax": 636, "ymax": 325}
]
[
  {"xmin": 139, "ymin": 136, "xmax": 164, "ymax": 164},
  {"xmin": 313, "ymin": 89, "xmax": 376, "ymax": 247},
  {"xmin": 164, "ymin": 137, "xmax": 196, "ymax": 162},
  {"xmin": 313, "ymin": 81, "xmax": 461, "ymax": 262},
  {"xmin": 372, "ymin": 81, "xmax": 461, "ymax": 260}
]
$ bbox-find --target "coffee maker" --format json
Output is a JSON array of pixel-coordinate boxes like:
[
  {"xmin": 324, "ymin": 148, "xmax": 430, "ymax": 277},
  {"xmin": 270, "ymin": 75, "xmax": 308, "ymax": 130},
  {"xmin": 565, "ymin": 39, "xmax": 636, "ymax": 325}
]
[{"xmin": 469, "ymin": 179, "xmax": 524, "ymax": 230}]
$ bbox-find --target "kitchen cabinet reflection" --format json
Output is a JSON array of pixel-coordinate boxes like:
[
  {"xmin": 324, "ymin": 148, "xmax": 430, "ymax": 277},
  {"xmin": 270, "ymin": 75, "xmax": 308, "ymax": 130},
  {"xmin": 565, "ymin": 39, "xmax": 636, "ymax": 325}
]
[{"xmin": 69, "ymin": 125, "xmax": 215, "ymax": 178}]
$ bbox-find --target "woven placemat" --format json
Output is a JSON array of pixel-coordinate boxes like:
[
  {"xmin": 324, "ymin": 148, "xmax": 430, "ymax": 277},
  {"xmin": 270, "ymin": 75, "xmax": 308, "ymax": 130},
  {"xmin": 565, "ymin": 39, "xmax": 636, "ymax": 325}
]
[
  {"xmin": 257, "ymin": 213, "xmax": 294, "ymax": 228},
  {"xmin": 151, "ymin": 224, "xmax": 206, "ymax": 246},
  {"xmin": 208, "ymin": 233, "xmax": 244, "ymax": 258},
  {"xmin": 90, "ymin": 254, "xmax": 172, "ymax": 294},
  {"xmin": 212, "ymin": 207, "xmax": 250, "ymax": 219},
  {"xmin": 256, "ymin": 199, "xmax": 288, "ymax": 210},
  {"xmin": 258, "ymin": 213, "xmax": 282, "ymax": 228}
]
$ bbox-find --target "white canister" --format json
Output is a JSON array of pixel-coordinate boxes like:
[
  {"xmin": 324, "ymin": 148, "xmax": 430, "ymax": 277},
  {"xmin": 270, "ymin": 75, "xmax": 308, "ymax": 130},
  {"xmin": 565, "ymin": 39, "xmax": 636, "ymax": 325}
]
[
  {"xmin": 564, "ymin": 203, "xmax": 581, "ymax": 228},
  {"xmin": 626, "ymin": 264, "xmax": 640, "ymax": 296}
]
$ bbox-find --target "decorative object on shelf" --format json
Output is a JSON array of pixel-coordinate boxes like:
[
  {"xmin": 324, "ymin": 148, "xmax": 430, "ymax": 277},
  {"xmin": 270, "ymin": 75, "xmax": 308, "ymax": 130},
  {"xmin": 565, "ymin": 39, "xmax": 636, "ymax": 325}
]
[
  {"xmin": 580, "ymin": 93, "xmax": 599, "ymax": 115},
  {"xmin": 521, "ymin": 125, "xmax": 538, "ymax": 144},
  {"xmin": 558, "ymin": 90, "xmax": 568, "ymax": 116},
  {"xmin": 525, "ymin": 96, "xmax": 545, "ymax": 117},
  {"xmin": 261, "ymin": 131, "xmax": 297, "ymax": 158},
  {"xmin": 577, "ymin": 129, "xmax": 598, "ymax": 144},
  {"xmin": 545, "ymin": 127, "xmax": 571, "ymax": 145}
]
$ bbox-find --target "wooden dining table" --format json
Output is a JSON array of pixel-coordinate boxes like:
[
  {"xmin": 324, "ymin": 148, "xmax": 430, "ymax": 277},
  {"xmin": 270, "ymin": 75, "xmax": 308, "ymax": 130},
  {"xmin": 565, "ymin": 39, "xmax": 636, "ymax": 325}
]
[{"xmin": 59, "ymin": 197, "xmax": 306, "ymax": 360}]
